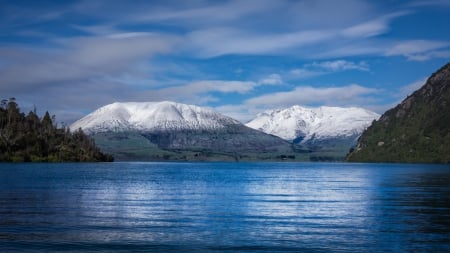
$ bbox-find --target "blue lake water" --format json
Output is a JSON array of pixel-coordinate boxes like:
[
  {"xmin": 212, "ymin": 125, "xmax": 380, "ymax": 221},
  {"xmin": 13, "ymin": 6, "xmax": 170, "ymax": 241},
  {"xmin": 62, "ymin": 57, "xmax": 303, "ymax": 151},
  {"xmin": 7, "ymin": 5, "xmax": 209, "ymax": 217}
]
[{"xmin": 1, "ymin": 162, "xmax": 450, "ymax": 252}]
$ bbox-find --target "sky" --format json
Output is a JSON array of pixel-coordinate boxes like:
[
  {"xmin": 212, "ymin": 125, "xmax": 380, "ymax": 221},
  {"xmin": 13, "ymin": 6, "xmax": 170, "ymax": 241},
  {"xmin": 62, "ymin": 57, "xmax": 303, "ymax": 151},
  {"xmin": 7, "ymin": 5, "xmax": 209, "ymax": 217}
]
[{"xmin": 1, "ymin": 0, "xmax": 450, "ymax": 124}]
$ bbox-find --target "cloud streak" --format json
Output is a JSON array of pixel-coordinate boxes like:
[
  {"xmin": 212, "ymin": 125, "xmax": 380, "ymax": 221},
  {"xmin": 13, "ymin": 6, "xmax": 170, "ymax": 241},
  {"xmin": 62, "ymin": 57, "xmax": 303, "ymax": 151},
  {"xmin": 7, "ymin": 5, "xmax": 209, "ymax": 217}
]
[
  {"xmin": 186, "ymin": 28, "xmax": 335, "ymax": 57},
  {"xmin": 246, "ymin": 84, "xmax": 379, "ymax": 108},
  {"xmin": 385, "ymin": 40, "xmax": 450, "ymax": 61},
  {"xmin": 289, "ymin": 60, "xmax": 369, "ymax": 79},
  {"xmin": 0, "ymin": 33, "xmax": 178, "ymax": 90},
  {"xmin": 141, "ymin": 74, "xmax": 285, "ymax": 105},
  {"xmin": 182, "ymin": 9, "xmax": 415, "ymax": 58},
  {"xmin": 310, "ymin": 60, "xmax": 369, "ymax": 71}
]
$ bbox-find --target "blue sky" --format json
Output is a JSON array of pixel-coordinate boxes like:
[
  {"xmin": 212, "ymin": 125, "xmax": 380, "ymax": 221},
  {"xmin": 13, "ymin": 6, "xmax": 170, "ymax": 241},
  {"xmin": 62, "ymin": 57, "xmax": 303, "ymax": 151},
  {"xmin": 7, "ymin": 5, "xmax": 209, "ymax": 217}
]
[{"xmin": 1, "ymin": 0, "xmax": 449, "ymax": 124}]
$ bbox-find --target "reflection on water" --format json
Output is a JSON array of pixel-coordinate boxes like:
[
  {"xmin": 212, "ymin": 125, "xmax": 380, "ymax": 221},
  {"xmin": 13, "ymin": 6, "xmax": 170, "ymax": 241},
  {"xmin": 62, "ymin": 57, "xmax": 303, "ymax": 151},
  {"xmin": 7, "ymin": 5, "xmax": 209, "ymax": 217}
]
[{"xmin": 0, "ymin": 162, "xmax": 449, "ymax": 252}]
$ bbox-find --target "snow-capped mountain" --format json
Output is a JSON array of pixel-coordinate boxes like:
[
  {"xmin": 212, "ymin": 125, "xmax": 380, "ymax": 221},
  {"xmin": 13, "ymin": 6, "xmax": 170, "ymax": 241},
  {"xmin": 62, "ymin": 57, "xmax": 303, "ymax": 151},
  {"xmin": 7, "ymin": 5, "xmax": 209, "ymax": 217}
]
[
  {"xmin": 70, "ymin": 101, "xmax": 294, "ymax": 161},
  {"xmin": 246, "ymin": 105, "xmax": 379, "ymax": 144},
  {"xmin": 70, "ymin": 101, "xmax": 241, "ymax": 134}
]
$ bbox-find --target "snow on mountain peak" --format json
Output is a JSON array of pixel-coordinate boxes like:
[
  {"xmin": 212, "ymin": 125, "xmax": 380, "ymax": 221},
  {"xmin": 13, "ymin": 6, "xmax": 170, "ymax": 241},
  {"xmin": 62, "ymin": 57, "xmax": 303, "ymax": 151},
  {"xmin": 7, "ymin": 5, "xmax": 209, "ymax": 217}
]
[
  {"xmin": 246, "ymin": 105, "xmax": 380, "ymax": 142},
  {"xmin": 70, "ymin": 101, "xmax": 241, "ymax": 134}
]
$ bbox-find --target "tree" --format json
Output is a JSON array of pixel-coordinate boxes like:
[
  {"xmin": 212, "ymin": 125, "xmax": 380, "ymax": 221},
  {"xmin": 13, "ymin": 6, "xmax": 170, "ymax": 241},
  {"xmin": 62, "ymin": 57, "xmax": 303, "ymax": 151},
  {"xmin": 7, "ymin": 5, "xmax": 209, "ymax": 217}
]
[{"xmin": 0, "ymin": 98, "xmax": 113, "ymax": 162}]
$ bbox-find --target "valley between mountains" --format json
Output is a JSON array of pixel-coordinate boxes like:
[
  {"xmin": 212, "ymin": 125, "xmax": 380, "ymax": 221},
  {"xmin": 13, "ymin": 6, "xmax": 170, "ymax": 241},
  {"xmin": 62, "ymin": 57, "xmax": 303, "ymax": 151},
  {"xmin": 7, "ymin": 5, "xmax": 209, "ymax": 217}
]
[{"xmin": 70, "ymin": 101, "xmax": 379, "ymax": 161}]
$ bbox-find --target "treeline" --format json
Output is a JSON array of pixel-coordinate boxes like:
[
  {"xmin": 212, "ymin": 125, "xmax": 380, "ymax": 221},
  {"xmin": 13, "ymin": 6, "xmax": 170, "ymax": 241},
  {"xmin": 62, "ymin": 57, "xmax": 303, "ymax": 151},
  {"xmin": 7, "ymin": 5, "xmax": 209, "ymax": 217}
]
[{"xmin": 0, "ymin": 98, "xmax": 113, "ymax": 162}]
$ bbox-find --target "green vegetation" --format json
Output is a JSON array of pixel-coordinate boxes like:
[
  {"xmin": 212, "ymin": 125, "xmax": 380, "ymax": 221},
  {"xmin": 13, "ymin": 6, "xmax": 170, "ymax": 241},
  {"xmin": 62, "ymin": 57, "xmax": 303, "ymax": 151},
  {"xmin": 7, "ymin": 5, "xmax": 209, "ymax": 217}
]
[
  {"xmin": 92, "ymin": 130, "xmax": 302, "ymax": 161},
  {"xmin": 91, "ymin": 130, "xmax": 346, "ymax": 162},
  {"xmin": 0, "ymin": 98, "xmax": 113, "ymax": 162},
  {"xmin": 347, "ymin": 63, "xmax": 450, "ymax": 163}
]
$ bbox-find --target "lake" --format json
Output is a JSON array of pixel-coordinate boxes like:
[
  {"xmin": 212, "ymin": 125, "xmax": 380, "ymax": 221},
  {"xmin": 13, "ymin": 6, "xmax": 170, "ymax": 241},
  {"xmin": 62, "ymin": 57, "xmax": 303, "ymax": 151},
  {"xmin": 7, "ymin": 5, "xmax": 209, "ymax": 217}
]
[{"xmin": 1, "ymin": 162, "xmax": 449, "ymax": 252}]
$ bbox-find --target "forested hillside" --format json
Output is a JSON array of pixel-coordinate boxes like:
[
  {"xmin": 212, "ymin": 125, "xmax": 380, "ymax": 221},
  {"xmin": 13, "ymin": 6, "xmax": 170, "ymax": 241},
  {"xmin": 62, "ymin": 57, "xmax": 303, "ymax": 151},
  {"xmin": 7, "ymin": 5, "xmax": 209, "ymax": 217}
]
[
  {"xmin": 0, "ymin": 98, "xmax": 113, "ymax": 162},
  {"xmin": 346, "ymin": 63, "xmax": 450, "ymax": 163}
]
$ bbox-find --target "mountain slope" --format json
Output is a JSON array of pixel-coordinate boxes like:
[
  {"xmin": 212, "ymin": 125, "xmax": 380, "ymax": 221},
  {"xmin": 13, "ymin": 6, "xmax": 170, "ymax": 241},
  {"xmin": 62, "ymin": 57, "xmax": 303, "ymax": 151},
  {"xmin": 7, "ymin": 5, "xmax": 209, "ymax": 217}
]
[
  {"xmin": 71, "ymin": 101, "xmax": 297, "ymax": 161},
  {"xmin": 246, "ymin": 105, "xmax": 379, "ymax": 148},
  {"xmin": 347, "ymin": 63, "xmax": 450, "ymax": 163},
  {"xmin": 71, "ymin": 101, "xmax": 240, "ymax": 134}
]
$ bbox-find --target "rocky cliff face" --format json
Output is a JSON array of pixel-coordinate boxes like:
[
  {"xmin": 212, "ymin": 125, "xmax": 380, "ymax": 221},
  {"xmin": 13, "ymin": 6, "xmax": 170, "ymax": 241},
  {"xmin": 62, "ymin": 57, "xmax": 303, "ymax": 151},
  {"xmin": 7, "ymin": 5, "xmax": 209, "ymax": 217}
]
[{"xmin": 346, "ymin": 63, "xmax": 450, "ymax": 163}]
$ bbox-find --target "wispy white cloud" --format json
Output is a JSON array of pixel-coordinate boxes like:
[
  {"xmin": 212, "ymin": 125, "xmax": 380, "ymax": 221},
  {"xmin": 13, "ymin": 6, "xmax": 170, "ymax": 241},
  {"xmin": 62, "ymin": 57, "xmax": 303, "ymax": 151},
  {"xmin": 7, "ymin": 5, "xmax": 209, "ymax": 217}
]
[
  {"xmin": 0, "ymin": 33, "xmax": 178, "ymax": 89},
  {"xmin": 141, "ymin": 80, "xmax": 257, "ymax": 105},
  {"xmin": 5, "ymin": 0, "xmax": 447, "ymax": 62},
  {"xmin": 258, "ymin": 74, "xmax": 283, "ymax": 85},
  {"xmin": 314, "ymin": 41, "xmax": 384, "ymax": 58},
  {"xmin": 404, "ymin": 50, "xmax": 450, "ymax": 61},
  {"xmin": 186, "ymin": 28, "xmax": 334, "ymax": 57},
  {"xmin": 72, "ymin": 24, "xmax": 120, "ymax": 36},
  {"xmin": 142, "ymin": 74, "xmax": 285, "ymax": 105},
  {"xmin": 341, "ymin": 11, "xmax": 409, "ymax": 38},
  {"xmin": 342, "ymin": 19, "xmax": 388, "ymax": 38},
  {"xmin": 181, "ymin": 9, "xmax": 431, "ymax": 60},
  {"xmin": 315, "ymin": 39, "xmax": 450, "ymax": 60},
  {"xmin": 246, "ymin": 84, "xmax": 379, "ymax": 108},
  {"xmin": 385, "ymin": 40, "xmax": 450, "ymax": 61},
  {"xmin": 132, "ymin": 0, "xmax": 281, "ymax": 27},
  {"xmin": 73, "ymin": 0, "xmax": 374, "ymax": 32},
  {"xmin": 309, "ymin": 60, "xmax": 369, "ymax": 72},
  {"xmin": 289, "ymin": 68, "xmax": 323, "ymax": 79},
  {"xmin": 168, "ymin": 80, "xmax": 256, "ymax": 94},
  {"xmin": 0, "ymin": 33, "xmax": 179, "ymax": 123},
  {"xmin": 132, "ymin": 1, "xmax": 375, "ymax": 58},
  {"xmin": 4, "ymin": 0, "xmax": 448, "ymax": 62},
  {"xmin": 289, "ymin": 60, "xmax": 369, "ymax": 79}
]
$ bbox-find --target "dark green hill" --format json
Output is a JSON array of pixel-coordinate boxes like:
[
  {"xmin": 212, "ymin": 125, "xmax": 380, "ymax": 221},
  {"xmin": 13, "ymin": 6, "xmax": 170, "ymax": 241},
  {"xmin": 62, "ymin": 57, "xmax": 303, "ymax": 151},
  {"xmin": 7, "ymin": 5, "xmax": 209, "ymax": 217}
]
[
  {"xmin": 90, "ymin": 125, "xmax": 307, "ymax": 162},
  {"xmin": 0, "ymin": 98, "xmax": 113, "ymax": 162},
  {"xmin": 346, "ymin": 63, "xmax": 450, "ymax": 163}
]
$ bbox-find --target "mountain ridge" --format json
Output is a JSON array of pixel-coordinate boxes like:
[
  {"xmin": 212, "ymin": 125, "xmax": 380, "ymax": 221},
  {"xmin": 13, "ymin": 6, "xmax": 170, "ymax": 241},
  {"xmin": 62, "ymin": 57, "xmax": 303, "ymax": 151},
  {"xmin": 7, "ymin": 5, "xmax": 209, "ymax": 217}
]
[
  {"xmin": 70, "ymin": 101, "xmax": 298, "ymax": 161},
  {"xmin": 346, "ymin": 62, "xmax": 450, "ymax": 163},
  {"xmin": 71, "ymin": 101, "xmax": 381, "ymax": 161},
  {"xmin": 245, "ymin": 105, "xmax": 379, "ymax": 146}
]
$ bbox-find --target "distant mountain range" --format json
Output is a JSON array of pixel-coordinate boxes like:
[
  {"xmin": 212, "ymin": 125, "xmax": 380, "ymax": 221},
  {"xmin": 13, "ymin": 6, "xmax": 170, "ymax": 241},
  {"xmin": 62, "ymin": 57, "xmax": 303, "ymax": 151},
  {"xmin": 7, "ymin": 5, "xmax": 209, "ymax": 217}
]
[
  {"xmin": 71, "ymin": 101, "xmax": 379, "ymax": 161},
  {"xmin": 246, "ymin": 105, "xmax": 379, "ymax": 150},
  {"xmin": 347, "ymin": 62, "xmax": 450, "ymax": 163},
  {"xmin": 70, "ymin": 101, "xmax": 294, "ymax": 161}
]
